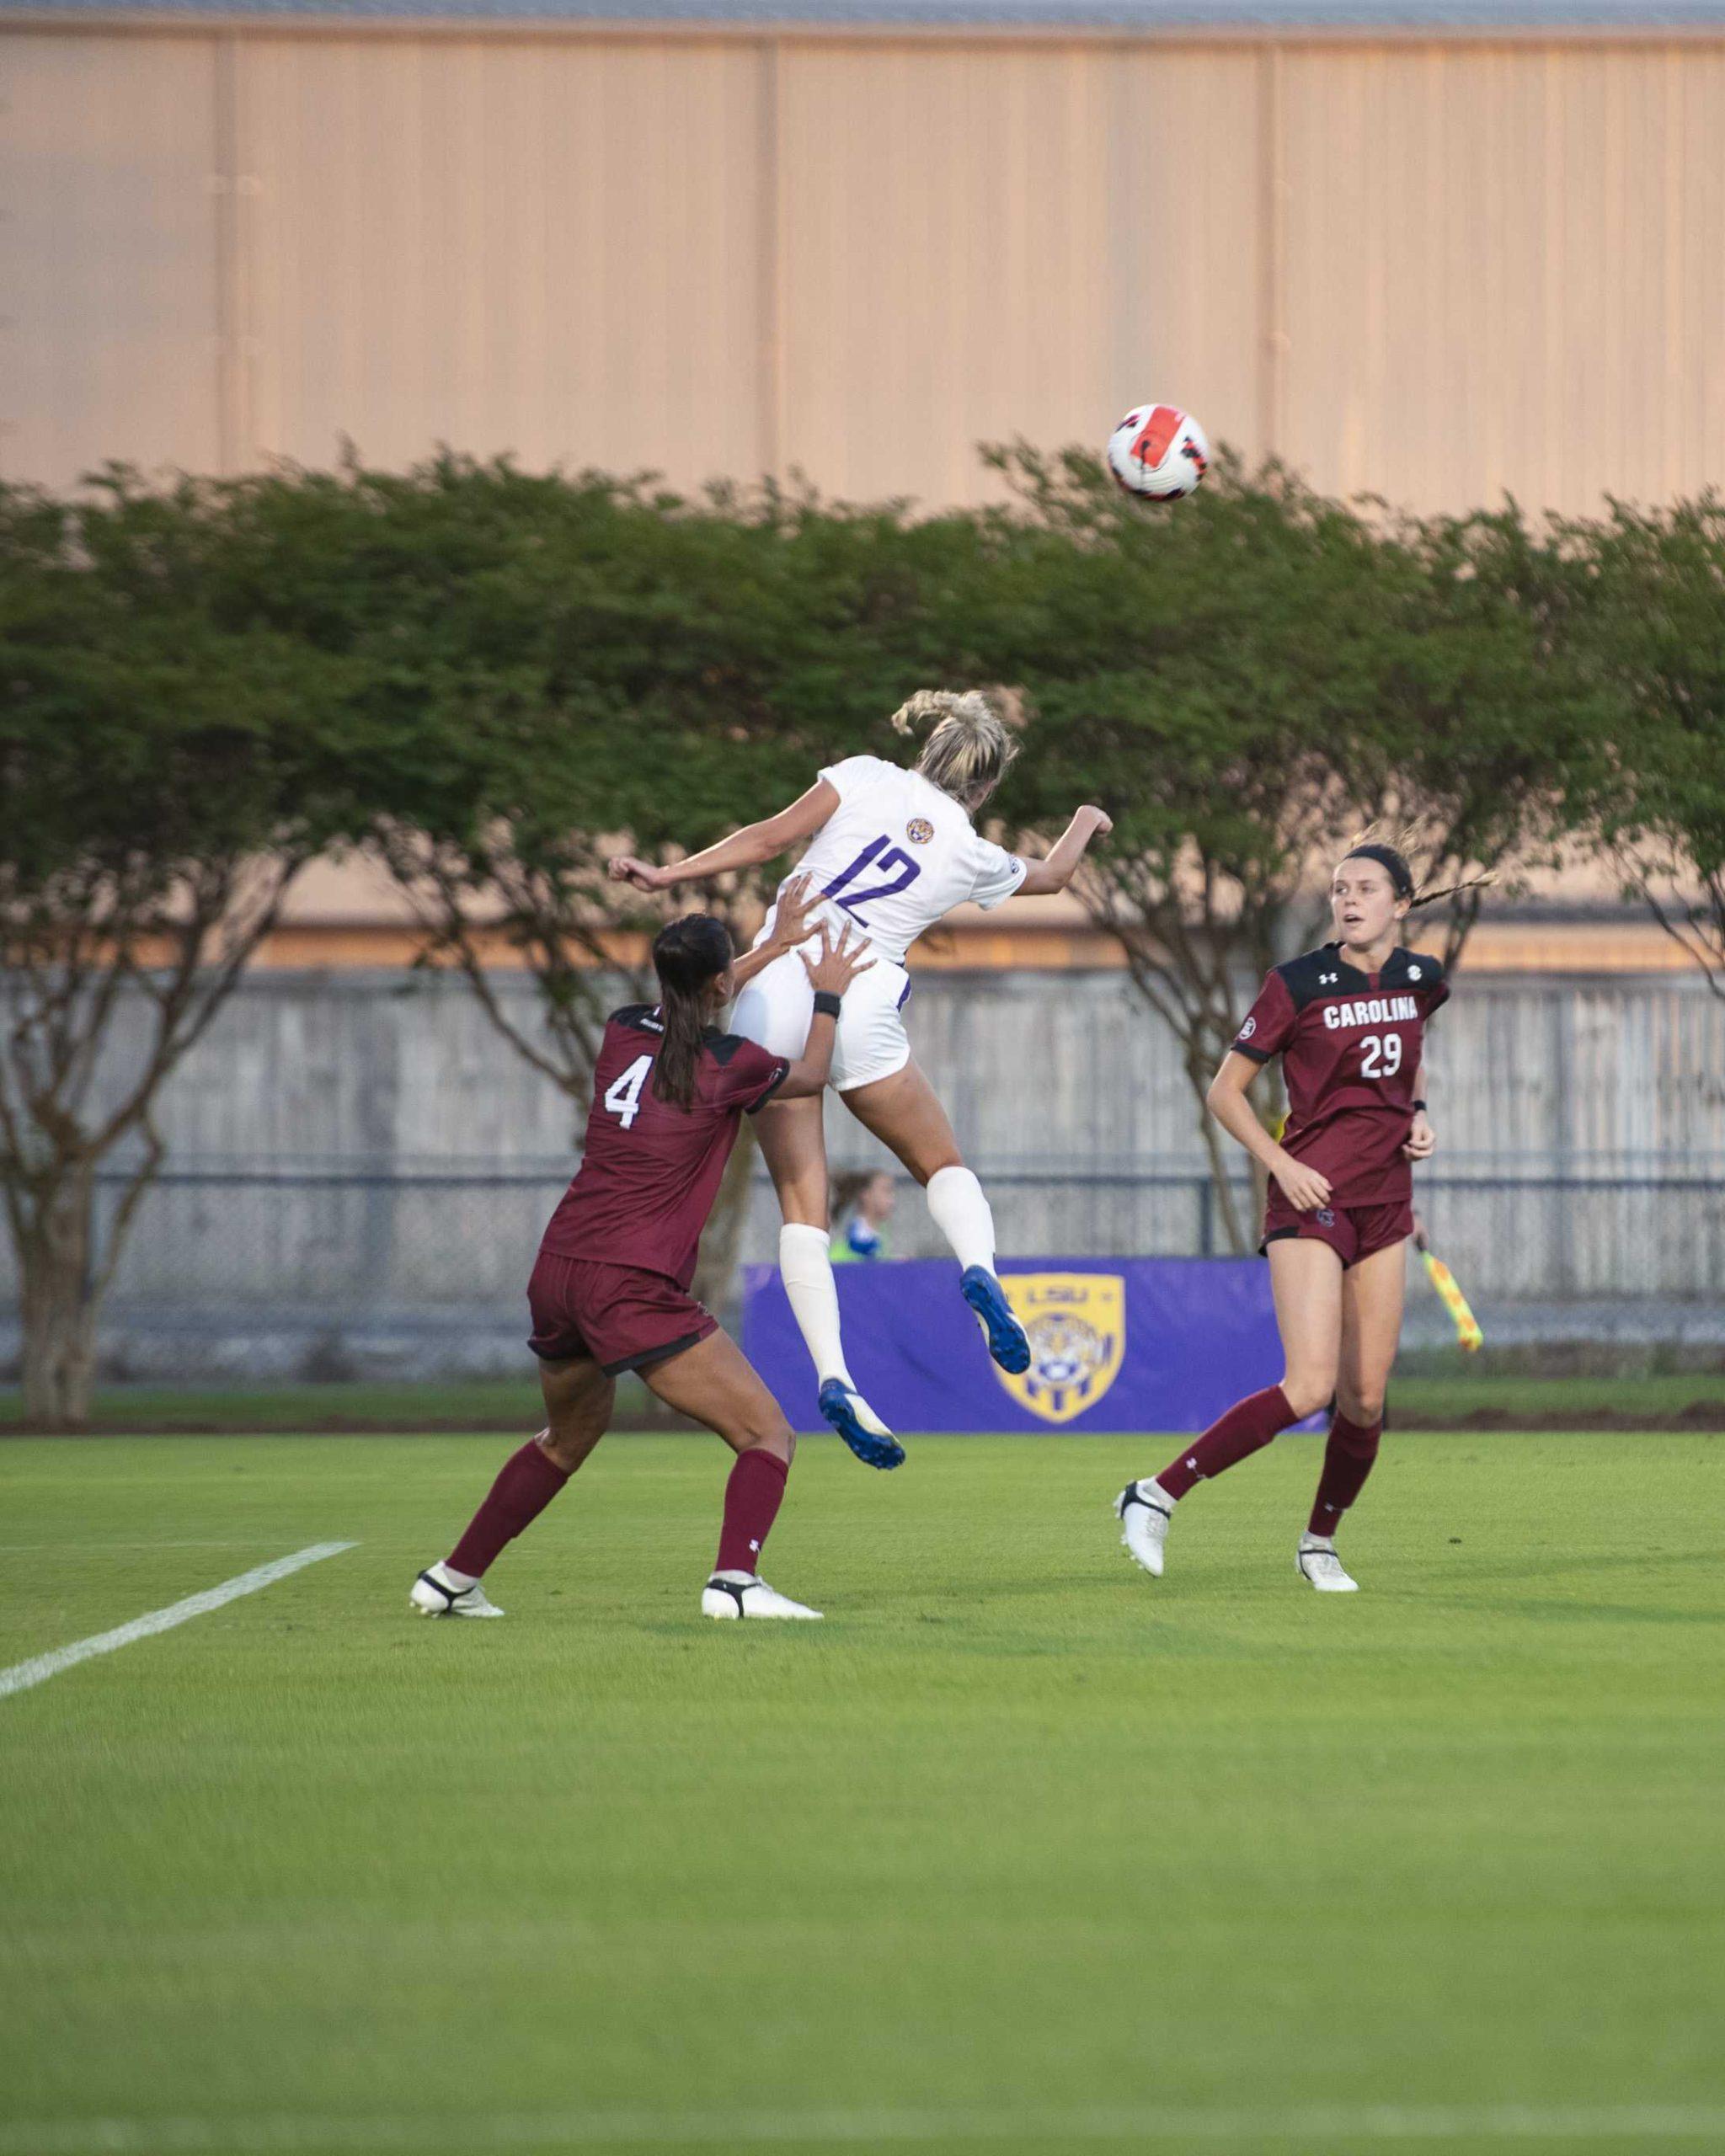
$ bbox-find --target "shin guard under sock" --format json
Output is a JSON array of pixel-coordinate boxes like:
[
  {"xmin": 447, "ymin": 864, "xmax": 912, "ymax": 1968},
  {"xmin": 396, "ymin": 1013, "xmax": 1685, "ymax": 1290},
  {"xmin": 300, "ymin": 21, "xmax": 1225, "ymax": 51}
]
[
  {"xmin": 448, "ymin": 1437, "xmax": 570, "ymax": 1578},
  {"xmin": 716, "ymin": 1448, "xmax": 790, "ymax": 1575},
  {"xmin": 1308, "ymin": 1412, "xmax": 1383, "ymax": 1537},
  {"xmin": 779, "ymin": 1222, "xmax": 854, "ymax": 1386},
  {"xmin": 1156, "ymin": 1385, "xmax": 1299, "ymax": 1502}
]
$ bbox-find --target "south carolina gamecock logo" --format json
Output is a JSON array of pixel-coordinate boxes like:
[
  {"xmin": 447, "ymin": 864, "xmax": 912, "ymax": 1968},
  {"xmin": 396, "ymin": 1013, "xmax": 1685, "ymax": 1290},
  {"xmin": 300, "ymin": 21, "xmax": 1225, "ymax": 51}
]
[
  {"xmin": 906, "ymin": 818, "xmax": 934, "ymax": 846},
  {"xmin": 991, "ymin": 1273, "xmax": 1127, "ymax": 1426}
]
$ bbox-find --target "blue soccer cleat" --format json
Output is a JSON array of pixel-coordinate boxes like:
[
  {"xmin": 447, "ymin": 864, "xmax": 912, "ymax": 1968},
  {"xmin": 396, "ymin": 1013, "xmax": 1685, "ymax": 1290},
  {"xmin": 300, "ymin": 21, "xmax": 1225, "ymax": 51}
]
[
  {"xmin": 961, "ymin": 1266, "xmax": 1031, "ymax": 1375},
  {"xmin": 817, "ymin": 1380, "xmax": 905, "ymax": 1470}
]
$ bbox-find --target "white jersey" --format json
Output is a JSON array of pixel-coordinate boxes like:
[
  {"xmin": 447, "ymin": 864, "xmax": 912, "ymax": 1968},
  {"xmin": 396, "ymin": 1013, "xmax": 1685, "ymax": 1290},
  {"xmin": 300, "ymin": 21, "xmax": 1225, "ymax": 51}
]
[{"xmin": 774, "ymin": 755, "xmax": 1027, "ymax": 967}]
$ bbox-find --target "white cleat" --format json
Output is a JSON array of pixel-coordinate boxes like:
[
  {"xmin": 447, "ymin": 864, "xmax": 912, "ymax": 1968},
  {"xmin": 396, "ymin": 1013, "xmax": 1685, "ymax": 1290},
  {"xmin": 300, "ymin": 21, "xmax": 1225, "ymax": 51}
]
[
  {"xmin": 701, "ymin": 1572, "xmax": 824, "ymax": 1621},
  {"xmin": 1115, "ymin": 1480, "xmax": 1173, "ymax": 1578},
  {"xmin": 1296, "ymin": 1534, "xmax": 1359, "ymax": 1593},
  {"xmin": 410, "ymin": 1565, "xmax": 505, "ymax": 1618}
]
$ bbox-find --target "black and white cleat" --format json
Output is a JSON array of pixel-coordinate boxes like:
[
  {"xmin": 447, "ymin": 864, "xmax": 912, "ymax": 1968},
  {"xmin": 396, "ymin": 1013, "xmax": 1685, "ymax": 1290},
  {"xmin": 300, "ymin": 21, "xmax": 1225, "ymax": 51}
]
[
  {"xmin": 1115, "ymin": 1481, "xmax": 1173, "ymax": 1578},
  {"xmin": 701, "ymin": 1572, "xmax": 823, "ymax": 1621},
  {"xmin": 409, "ymin": 1565, "xmax": 505, "ymax": 1618},
  {"xmin": 1295, "ymin": 1534, "xmax": 1359, "ymax": 1593}
]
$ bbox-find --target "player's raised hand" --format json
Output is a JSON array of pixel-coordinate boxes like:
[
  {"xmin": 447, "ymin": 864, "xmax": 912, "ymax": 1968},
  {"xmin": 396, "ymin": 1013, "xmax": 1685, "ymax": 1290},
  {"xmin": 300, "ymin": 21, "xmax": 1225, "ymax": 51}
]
[
  {"xmin": 802, "ymin": 921, "xmax": 874, "ymax": 997},
  {"xmin": 1077, "ymin": 804, "xmax": 1114, "ymax": 841},
  {"xmin": 1272, "ymin": 1154, "xmax": 1332, "ymax": 1213},
  {"xmin": 608, "ymin": 854, "xmax": 669, "ymax": 894},
  {"xmin": 768, "ymin": 873, "xmax": 821, "ymax": 950}
]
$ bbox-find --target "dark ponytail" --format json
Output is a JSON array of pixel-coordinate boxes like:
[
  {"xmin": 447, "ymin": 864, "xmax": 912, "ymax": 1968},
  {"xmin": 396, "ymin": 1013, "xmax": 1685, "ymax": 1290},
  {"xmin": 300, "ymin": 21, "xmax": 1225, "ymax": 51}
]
[{"xmin": 649, "ymin": 914, "xmax": 733, "ymax": 1111}]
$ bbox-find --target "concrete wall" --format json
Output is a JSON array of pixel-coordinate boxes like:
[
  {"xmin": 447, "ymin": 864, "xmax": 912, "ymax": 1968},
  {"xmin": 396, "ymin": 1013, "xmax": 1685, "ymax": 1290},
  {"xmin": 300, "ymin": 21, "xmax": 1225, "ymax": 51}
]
[
  {"xmin": 6, "ymin": 21, "xmax": 1725, "ymax": 511},
  {"xmin": 0, "ymin": 964, "xmax": 1719, "ymax": 1379}
]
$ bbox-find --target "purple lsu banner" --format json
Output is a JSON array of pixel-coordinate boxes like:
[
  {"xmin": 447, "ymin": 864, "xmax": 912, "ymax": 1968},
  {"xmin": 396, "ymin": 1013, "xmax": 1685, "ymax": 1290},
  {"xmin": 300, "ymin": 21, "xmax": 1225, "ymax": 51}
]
[{"xmin": 741, "ymin": 1257, "xmax": 1300, "ymax": 1435}]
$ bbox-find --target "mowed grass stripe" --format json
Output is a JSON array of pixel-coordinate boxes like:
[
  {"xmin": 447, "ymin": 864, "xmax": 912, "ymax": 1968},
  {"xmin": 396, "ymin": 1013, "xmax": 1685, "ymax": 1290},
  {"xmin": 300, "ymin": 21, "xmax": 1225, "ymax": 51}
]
[
  {"xmin": 7, "ymin": 2103, "xmax": 1725, "ymax": 2151},
  {"xmin": 2, "ymin": 1434, "xmax": 1720, "ymax": 2143},
  {"xmin": 0, "ymin": 1540, "xmax": 359, "ymax": 1699}
]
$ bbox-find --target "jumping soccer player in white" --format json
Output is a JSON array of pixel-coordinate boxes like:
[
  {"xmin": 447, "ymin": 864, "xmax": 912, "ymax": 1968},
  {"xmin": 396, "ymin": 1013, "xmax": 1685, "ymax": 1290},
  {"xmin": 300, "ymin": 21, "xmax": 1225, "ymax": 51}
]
[{"xmin": 610, "ymin": 691, "xmax": 1111, "ymax": 1469}]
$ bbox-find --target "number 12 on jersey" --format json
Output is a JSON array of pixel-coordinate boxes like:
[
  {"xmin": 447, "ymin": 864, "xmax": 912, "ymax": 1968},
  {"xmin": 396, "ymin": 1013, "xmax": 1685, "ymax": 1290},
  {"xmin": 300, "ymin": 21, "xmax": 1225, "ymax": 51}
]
[
  {"xmin": 603, "ymin": 1054, "xmax": 653, "ymax": 1128},
  {"xmin": 823, "ymin": 835, "xmax": 921, "ymax": 921}
]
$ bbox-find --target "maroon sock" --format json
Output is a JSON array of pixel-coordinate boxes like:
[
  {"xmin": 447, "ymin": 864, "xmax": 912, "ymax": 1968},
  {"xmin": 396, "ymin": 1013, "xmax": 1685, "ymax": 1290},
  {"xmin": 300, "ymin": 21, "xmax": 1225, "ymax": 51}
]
[
  {"xmin": 1308, "ymin": 1412, "xmax": 1382, "ymax": 1537},
  {"xmin": 715, "ymin": 1448, "xmax": 790, "ymax": 1576},
  {"xmin": 1156, "ymin": 1385, "xmax": 1297, "ymax": 1501},
  {"xmin": 447, "ymin": 1438, "xmax": 570, "ymax": 1578}
]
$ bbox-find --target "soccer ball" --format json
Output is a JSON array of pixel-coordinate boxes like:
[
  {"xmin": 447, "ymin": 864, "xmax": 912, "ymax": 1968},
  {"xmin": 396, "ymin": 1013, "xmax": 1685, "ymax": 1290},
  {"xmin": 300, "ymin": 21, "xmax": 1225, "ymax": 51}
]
[{"xmin": 1105, "ymin": 403, "xmax": 1210, "ymax": 500}]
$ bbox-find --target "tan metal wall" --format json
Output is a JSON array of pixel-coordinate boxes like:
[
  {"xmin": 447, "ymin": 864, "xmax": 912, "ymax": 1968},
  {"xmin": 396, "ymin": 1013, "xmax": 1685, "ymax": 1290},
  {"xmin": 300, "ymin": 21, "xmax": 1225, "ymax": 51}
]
[{"xmin": 4, "ymin": 21, "xmax": 1723, "ymax": 510}]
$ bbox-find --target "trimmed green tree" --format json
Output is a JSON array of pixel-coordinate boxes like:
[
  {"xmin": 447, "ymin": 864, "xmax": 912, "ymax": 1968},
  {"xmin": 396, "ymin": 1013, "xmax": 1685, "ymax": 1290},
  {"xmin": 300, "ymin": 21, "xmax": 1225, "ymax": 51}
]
[
  {"xmin": 0, "ymin": 476, "xmax": 357, "ymax": 1425},
  {"xmin": 1575, "ymin": 497, "xmax": 1725, "ymax": 995}
]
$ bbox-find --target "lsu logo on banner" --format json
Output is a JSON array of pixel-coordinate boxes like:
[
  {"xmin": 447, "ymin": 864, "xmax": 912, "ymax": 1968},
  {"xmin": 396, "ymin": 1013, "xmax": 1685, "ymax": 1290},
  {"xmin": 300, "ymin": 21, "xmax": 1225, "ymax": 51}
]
[{"xmin": 992, "ymin": 1273, "xmax": 1126, "ymax": 1426}]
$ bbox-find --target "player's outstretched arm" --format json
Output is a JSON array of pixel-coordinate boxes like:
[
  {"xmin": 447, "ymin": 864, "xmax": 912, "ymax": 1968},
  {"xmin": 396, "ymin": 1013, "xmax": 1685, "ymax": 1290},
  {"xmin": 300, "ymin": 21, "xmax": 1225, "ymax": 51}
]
[
  {"xmin": 728, "ymin": 876, "xmax": 820, "ymax": 994},
  {"xmin": 1015, "ymin": 805, "xmax": 1113, "ymax": 897},
  {"xmin": 1207, "ymin": 1050, "xmax": 1333, "ymax": 1214},
  {"xmin": 777, "ymin": 926, "xmax": 874, "ymax": 1099},
  {"xmin": 609, "ymin": 781, "xmax": 839, "ymax": 894}
]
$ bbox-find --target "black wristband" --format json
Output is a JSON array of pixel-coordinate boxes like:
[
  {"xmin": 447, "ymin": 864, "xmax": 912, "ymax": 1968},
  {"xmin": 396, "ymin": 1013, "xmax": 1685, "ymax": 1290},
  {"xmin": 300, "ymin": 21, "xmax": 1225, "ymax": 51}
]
[
  {"xmin": 812, "ymin": 991, "xmax": 842, "ymax": 1019},
  {"xmin": 1411, "ymin": 1097, "xmax": 1428, "ymax": 1113}
]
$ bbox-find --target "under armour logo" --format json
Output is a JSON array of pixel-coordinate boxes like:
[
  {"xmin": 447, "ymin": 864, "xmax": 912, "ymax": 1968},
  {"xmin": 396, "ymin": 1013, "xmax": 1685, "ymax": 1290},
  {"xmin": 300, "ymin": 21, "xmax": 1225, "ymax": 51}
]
[
  {"xmin": 1320, "ymin": 971, "xmax": 1338, "ymax": 985},
  {"xmin": 749, "ymin": 1539, "xmax": 761, "ymax": 1552}
]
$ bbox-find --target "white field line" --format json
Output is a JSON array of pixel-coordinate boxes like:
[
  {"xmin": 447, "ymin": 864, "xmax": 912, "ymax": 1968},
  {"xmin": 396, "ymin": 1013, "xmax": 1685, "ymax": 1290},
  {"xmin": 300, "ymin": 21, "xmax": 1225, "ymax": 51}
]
[
  {"xmin": 2, "ymin": 2107, "xmax": 1722, "ymax": 2152},
  {"xmin": 0, "ymin": 1541, "xmax": 358, "ymax": 1700}
]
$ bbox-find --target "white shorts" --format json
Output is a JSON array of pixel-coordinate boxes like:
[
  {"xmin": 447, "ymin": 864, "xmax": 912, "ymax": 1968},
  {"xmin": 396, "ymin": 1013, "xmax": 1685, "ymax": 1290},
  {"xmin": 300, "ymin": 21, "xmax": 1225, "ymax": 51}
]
[{"xmin": 730, "ymin": 939, "xmax": 913, "ymax": 1094}]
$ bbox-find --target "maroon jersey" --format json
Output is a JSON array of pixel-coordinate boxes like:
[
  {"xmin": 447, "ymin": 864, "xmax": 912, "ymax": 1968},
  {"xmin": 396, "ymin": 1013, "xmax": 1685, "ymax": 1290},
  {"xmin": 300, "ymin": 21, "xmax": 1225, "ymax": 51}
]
[
  {"xmin": 540, "ymin": 1006, "xmax": 789, "ymax": 1289},
  {"xmin": 1232, "ymin": 944, "xmax": 1450, "ymax": 1205}
]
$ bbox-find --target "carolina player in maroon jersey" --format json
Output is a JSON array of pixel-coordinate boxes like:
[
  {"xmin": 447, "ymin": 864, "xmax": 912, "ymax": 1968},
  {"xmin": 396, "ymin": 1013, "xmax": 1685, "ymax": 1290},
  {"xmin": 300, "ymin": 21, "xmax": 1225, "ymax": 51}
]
[
  {"xmin": 410, "ymin": 879, "xmax": 873, "ymax": 1624},
  {"xmin": 1115, "ymin": 842, "xmax": 1456, "ymax": 1593}
]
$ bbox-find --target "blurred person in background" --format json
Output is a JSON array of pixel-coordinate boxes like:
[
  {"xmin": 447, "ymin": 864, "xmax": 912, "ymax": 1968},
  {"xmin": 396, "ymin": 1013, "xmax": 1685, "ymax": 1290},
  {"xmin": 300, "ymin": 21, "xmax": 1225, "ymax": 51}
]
[{"xmin": 831, "ymin": 1171, "xmax": 896, "ymax": 1264}]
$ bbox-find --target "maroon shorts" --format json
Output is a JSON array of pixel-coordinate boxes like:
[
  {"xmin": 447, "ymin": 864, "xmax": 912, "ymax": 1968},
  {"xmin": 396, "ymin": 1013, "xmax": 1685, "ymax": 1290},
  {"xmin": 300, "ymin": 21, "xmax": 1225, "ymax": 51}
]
[
  {"xmin": 526, "ymin": 1251, "xmax": 717, "ymax": 1377},
  {"xmin": 1261, "ymin": 1194, "xmax": 1413, "ymax": 1270}
]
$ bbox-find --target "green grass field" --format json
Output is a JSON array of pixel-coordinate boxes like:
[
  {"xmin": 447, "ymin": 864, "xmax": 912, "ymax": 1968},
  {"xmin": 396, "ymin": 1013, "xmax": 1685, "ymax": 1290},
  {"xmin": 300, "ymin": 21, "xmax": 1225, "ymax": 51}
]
[{"xmin": 3, "ymin": 1428, "xmax": 1722, "ymax": 2156}]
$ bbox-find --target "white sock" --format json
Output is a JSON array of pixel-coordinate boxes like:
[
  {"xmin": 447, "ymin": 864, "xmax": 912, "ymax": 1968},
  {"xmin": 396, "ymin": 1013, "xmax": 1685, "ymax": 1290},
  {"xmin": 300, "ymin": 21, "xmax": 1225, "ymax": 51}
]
[
  {"xmin": 435, "ymin": 1561, "xmax": 478, "ymax": 1592},
  {"xmin": 779, "ymin": 1222, "xmax": 854, "ymax": 1389},
  {"xmin": 926, "ymin": 1164, "xmax": 997, "ymax": 1275},
  {"xmin": 1142, "ymin": 1477, "xmax": 1177, "ymax": 1511}
]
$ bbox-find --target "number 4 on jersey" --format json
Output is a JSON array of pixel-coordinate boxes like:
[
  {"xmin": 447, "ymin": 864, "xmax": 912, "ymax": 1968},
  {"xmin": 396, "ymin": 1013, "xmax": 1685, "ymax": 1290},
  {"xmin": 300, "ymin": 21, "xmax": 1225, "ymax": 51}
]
[{"xmin": 603, "ymin": 1054, "xmax": 654, "ymax": 1129}]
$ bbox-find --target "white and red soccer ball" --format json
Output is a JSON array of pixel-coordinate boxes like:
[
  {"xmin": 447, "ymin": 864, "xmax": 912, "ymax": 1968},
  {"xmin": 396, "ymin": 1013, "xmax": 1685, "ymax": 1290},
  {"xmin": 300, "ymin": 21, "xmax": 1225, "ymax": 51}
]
[{"xmin": 1105, "ymin": 403, "xmax": 1210, "ymax": 500}]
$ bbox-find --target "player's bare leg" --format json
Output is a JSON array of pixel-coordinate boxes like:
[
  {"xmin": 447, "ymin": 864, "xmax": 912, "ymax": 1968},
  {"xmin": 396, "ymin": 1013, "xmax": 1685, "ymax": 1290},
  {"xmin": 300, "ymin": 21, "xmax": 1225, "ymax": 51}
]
[
  {"xmin": 537, "ymin": 1352, "xmax": 619, "ymax": 1474},
  {"xmin": 1119, "ymin": 1237, "xmax": 1342, "ymax": 1578},
  {"xmin": 841, "ymin": 1060, "xmax": 1030, "ymax": 1376},
  {"xmin": 756, "ymin": 1093, "xmax": 902, "ymax": 1470},
  {"xmin": 1300, "ymin": 1239, "xmax": 1407, "ymax": 1591},
  {"xmin": 1268, "ymin": 1235, "xmax": 1348, "ymax": 1420},
  {"xmin": 411, "ymin": 1355, "xmax": 614, "ymax": 1617},
  {"xmin": 641, "ymin": 1330, "xmax": 822, "ymax": 1620}
]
